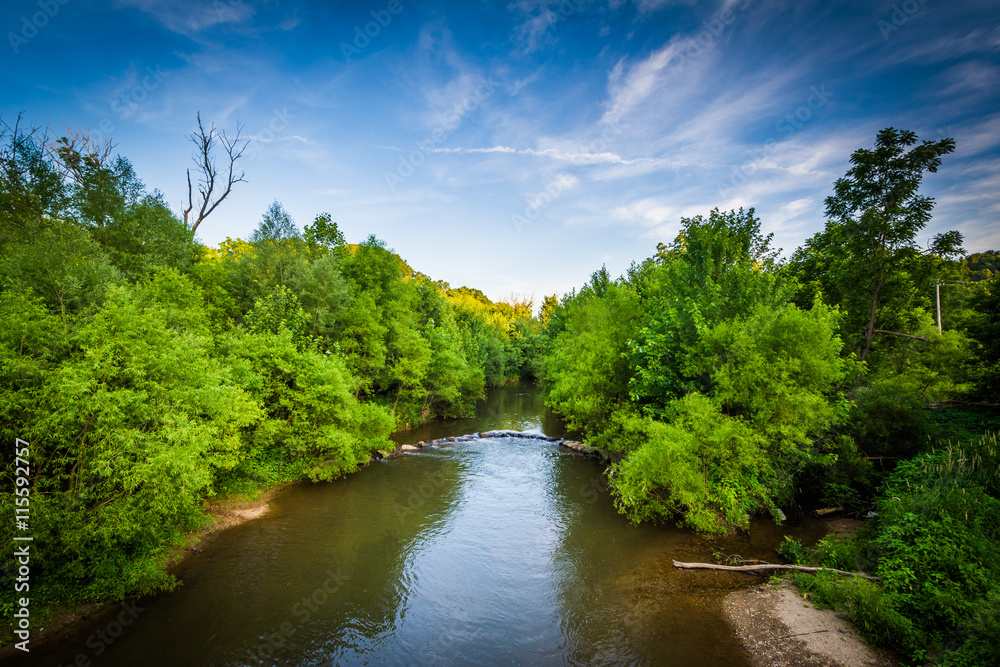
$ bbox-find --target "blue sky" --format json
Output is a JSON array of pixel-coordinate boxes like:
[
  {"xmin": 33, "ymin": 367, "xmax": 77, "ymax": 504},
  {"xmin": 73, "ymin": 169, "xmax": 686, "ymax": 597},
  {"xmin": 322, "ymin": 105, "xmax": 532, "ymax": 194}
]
[{"xmin": 2, "ymin": 0, "xmax": 998, "ymax": 305}]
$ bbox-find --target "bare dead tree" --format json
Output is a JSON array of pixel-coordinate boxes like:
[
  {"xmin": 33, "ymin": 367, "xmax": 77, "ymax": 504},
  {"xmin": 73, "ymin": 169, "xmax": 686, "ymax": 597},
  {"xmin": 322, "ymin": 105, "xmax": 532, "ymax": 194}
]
[{"xmin": 184, "ymin": 112, "xmax": 249, "ymax": 240}]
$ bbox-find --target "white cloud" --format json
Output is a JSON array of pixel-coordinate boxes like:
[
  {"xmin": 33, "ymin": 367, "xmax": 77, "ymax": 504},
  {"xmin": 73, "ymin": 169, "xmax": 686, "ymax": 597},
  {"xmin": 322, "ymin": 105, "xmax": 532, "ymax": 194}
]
[{"xmin": 601, "ymin": 44, "xmax": 678, "ymax": 125}]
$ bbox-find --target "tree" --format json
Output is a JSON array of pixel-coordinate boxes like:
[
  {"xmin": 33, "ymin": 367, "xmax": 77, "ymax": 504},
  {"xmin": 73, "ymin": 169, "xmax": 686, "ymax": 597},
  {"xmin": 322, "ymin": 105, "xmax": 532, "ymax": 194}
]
[
  {"xmin": 249, "ymin": 200, "xmax": 299, "ymax": 243},
  {"xmin": 807, "ymin": 128, "xmax": 962, "ymax": 362},
  {"xmin": 627, "ymin": 208, "xmax": 786, "ymax": 416},
  {"xmin": 183, "ymin": 113, "xmax": 249, "ymax": 241},
  {"xmin": 539, "ymin": 294, "xmax": 559, "ymax": 324},
  {"xmin": 968, "ymin": 275, "xmax": 1000, "ymax": 400},
  {"xmin": 303, "ymin": 212, "xmax": 345, "ymax": 255},
  {"xmin": 0, "ymin": 115, "xmax": 68, "ymax": 240}
]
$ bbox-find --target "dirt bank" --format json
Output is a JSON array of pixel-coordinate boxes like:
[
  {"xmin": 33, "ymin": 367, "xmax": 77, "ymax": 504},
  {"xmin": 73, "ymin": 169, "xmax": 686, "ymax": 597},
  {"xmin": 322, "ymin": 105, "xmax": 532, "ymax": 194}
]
[
  {"xmin": 723, "ymin": 580, "xmax": 897, "ymax": 667},
  {"xmin": 178, "ymin": 480, "xmax": 295, "ymax": 554}
]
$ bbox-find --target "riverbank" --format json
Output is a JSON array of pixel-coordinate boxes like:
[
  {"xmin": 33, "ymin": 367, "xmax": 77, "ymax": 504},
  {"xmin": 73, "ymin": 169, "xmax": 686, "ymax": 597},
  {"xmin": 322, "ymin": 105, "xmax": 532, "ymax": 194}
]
[{"xmin": 723, "ymin": 580, "xmax": 898, "ymax": 667}]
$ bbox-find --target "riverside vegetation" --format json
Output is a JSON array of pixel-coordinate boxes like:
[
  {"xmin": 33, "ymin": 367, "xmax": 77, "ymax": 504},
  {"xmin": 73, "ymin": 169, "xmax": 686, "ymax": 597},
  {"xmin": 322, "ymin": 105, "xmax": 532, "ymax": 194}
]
[
  {"xmin": 0, "ymin": 121, "xmax": 542, "ymax": 628},
  {"xmin": 536, "ymin": 129, "xmax": 1000, "ymax": 665},
  {"xmin": 2, "ymin": 123, "xmax": 998, "ymax": 665}
]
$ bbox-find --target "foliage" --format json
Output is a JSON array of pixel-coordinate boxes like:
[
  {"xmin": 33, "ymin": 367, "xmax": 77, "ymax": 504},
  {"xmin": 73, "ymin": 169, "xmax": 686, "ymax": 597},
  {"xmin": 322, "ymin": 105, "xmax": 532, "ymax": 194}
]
[
  {"xmin": 847, "ymin": 376, "xmax": 933, "ymax": 457},
  {"xmin": 244, "ymin": 284, "xmax": 312, "ymax": 349},
  {"xmin": 542, "ymin": 267, "xmax": 641, "ymax": 435},
  {"xmin": 541, "ymin": 208, "xmax": 851, "ymax": 531},
  {"xmin": 0, "ymin": 271, "xmax": 262, "ymax": 605},
  {"xmin": 303, "ymin": 211, "xmax": 345, "ymax": 256},
  {"xmin": 627, "ymin": 208, "xmax": 786, "ymax": 417},
  {"xmin": 777, "ymin": 536, "xmax": 809, "ymax": 564},
  {"xmin": 610, "ymin": 301, "xmax": 849, "ymax": 531},
  {"xmin": 786, "ymin": 432, "xmax": 1000, "ymax": 665},
  {"xmin": 0, "ymin": 125, "xmax": 533, "ymax": 622},
  {"xmin": 792, "ymin": 128, "xmax": 962, "ymax": 367},
  {"xmin": 249, "ymin": 199, "xmax": 300, "ymax": 243},
  {"xmin": 967, "ymin": 275, "xmax": 1000, "ymax": 400}
]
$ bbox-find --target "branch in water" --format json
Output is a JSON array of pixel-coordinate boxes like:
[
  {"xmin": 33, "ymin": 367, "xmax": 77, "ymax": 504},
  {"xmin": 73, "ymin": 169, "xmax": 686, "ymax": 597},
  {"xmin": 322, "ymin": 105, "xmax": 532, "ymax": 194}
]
[{"xmin": 672, "ymin": 560, "xmax": 877, "ymax": 580}]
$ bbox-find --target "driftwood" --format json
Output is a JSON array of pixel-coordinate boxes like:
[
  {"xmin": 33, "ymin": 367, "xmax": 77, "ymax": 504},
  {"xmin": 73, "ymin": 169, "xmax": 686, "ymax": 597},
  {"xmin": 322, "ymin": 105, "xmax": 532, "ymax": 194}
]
[
  {"xmin": 672, "ymin": 560, "xmax": 878, "ymax": 580},
  {"xmin": 812, "ymin": 506, "xmax": 842, "ymax": 517}
]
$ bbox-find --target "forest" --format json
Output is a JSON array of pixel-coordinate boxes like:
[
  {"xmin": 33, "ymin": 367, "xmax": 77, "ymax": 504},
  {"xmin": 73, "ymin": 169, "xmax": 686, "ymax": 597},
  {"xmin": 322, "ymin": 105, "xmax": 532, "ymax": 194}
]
[{"xmin": 2, "ymin": 121, "xmax": 999, "ymax": 665}]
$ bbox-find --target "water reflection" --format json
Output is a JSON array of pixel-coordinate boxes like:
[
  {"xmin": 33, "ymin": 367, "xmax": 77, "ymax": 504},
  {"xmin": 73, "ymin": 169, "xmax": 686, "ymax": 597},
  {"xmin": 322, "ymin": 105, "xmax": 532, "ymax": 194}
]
[
  {"xmin": 390, "ymin": 381, "xmax": 568, "ymax": 446},
  {"xmin": 14, "ymin": 383, "xmax": 789, "ymax": 666}
]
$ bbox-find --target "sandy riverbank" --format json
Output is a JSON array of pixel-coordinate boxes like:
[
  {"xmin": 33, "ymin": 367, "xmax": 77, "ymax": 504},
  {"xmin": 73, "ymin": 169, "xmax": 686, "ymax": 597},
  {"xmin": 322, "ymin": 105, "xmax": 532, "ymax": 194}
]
[{"xmin": 723, "ymin": 580, "xmax": 897, "ymax": 667}]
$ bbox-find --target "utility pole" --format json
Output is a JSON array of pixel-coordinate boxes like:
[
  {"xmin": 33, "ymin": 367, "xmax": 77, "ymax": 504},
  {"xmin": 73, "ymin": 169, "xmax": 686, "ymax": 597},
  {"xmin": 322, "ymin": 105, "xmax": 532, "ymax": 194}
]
[{"xmin": 937, "ymin": 280, "xmax": 942, "ymax": 333}]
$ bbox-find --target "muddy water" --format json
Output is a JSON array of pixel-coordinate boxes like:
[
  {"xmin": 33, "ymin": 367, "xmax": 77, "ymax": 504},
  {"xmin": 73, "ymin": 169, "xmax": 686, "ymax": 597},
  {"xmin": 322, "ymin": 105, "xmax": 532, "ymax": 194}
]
[{"xmin": 18, "ymin": 382, "xmax": 828, "ymax": 666}]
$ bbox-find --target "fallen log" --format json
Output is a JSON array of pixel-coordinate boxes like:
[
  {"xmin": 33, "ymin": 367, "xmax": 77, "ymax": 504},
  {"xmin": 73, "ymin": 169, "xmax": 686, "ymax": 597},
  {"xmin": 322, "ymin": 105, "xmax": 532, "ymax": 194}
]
[{"xmin": 672, "ymin": 560, "xmax": 877, "ymax": 580}]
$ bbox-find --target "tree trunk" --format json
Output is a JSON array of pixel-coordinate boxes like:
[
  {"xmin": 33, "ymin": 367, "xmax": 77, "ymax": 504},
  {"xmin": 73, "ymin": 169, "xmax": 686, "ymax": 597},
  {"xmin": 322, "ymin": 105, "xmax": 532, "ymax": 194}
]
[{"xmin": 859, "ymin": 276, "xmax": 885, "ymax": 363}]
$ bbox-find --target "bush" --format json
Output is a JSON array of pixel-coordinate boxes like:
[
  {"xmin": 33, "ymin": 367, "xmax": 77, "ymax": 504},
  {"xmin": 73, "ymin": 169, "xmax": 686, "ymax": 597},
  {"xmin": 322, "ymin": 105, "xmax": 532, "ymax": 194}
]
[
  {"xmin": 849, "ymin": 376, "xmax": 932, "ymax": 457},
  {"xmin": 790, "ymin": 432, "xmax": 1000, "ymax": 664}
]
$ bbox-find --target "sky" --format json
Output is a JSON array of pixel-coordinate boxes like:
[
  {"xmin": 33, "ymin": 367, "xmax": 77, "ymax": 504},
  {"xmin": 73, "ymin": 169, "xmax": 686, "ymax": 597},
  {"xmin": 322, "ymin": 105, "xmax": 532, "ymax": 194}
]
[{"xmin": 2, "ymin": 0, "xmax": 998, "ymax": 306}]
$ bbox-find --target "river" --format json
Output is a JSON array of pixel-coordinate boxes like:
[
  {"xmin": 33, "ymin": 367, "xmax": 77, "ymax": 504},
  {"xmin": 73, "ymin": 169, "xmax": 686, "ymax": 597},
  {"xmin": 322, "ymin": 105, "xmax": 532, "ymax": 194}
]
[{"xmin": 17, "ymin": 382, "xmax": 826, "ymax": 666}]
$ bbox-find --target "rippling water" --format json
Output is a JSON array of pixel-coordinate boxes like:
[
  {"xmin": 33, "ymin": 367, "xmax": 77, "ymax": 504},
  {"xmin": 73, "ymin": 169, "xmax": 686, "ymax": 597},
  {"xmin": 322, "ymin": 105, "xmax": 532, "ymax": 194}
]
[{"xmin": 17, "ymin": 383, "xmax": 826, "ymax": 666}]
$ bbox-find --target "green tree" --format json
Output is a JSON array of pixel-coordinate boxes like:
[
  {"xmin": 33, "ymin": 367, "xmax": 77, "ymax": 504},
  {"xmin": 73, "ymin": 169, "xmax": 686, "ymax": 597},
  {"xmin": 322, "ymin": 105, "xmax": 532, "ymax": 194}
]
[
  {"xmin": 796, "ymin": 128, "xmax": 962, "ymax": 363},
  {"xmin": 968, "ymin": 275, "xmax": 1000, "ymax": 400},
  {"xmin": 611, "ymin": 301, "xmax": 850, "ymax": 531},
  {"xmin": 627, "ymin": 208, "xmax": 786, "ymax": 417},
  {"xmin": 245, "ymin": 284, "xmax": 311, "ymax": 349},
  {"xmin": 303, "ymin": 212, "xmax": 345, "ymax": 256},
  {"xmin": 249, "ymin": 200, "xmax": 300, "ymax": 243},
  {"xmin": 0, "ymin": 117, "xmax": 68, "ymax": 242},
  {"xmin": 542, "ymin": 268, "xmax": 642, "ymax": 435}
]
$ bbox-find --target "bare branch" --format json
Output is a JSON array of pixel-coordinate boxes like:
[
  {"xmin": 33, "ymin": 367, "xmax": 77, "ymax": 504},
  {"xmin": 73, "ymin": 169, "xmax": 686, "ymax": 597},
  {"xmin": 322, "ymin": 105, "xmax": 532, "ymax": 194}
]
[
  {"xmin": 185, "ymin": 112, "xmax": 249, "ymax": 240},
  {"xmin": 872, "ymin": 329, "xmax": 929, "ymax": 342},
  {"xmin": 43, "ymin": 122, "xmax": 117, "ymax": 182}
]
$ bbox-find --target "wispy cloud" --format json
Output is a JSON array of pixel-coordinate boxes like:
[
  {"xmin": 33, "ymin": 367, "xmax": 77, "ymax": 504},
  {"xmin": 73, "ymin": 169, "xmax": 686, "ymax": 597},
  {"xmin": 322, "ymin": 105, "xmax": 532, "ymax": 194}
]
[
  {"xmin": 424, "ymin": 144, "xmax": 676, "ymax": 167},
  {"xmin": 114, "ymin": 0, "xmax": 255, "ymax": 35}
]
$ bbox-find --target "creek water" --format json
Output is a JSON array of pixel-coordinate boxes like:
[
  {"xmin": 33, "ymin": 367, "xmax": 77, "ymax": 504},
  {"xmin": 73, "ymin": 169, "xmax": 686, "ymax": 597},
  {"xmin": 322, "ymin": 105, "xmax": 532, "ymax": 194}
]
[{"xmin": 17, "ymin": 382, "xmax": 828, "ymax": 666}]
